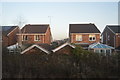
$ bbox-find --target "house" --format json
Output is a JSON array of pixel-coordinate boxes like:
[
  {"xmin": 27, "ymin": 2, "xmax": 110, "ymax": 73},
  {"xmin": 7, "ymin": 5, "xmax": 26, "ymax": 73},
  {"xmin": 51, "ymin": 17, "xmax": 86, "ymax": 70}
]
[
  {"xmin": 17, "ymin": 24, "xmax": 52, "ymax": 45},
  {"xmin": 101, "ymin": 25, "xmax": 120, "ymax": 50},
  {"xmin": 88, "ymin": 42, "xmax": 114, "ymax": 54},
  {"xmin": 69, "ymin": 23, "xmax": 101, "ymax": 45},
  {"xmin": 21, "ymin": 43, "xmax": 52, "ymax": 54},
  {"xmin": 2, "ymin": 26, "xmax": 19, "ymax": 47},
  {"xmin": 52, "ymin": 42, "xmax": 75, "ymax": 54}
]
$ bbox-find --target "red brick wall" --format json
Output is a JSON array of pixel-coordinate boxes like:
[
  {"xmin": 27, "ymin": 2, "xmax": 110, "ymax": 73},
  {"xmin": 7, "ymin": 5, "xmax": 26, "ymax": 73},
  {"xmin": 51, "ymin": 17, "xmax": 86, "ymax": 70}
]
[
  {"xmin": 116, "ymin": 34, "xmax": 120, "ymax": 48},
  {"xmin": 2, "ymin": 36, "xmax": 9, "ymax": 47},
  {"xmin": 44, "ymin": 27, "xmax": 52, "ymax": 44},
  {"xmin": 70, "ymin": 33, "xmax": 100, "ymax": 44},
  {"xmin": 21, "ymin": 35, "xmax": 45, "ymax": 44}
]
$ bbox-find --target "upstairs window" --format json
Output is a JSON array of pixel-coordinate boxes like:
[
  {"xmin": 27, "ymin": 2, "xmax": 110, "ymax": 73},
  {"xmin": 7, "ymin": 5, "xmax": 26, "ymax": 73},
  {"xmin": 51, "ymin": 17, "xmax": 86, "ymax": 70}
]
[
  {"xmin": 89, "ymin": 35, "xmax": 96, "ymax": 41},
  {"xmin": 22, "ymin": 35, "xmax": 28, "ymax": 41},
  {"xmin": 76, "ymin": 35, "xmax": 82, "ymax": 41},
  {"xmin": 34, "ymin": 35, "xmax": 40, "ymax": 41}
]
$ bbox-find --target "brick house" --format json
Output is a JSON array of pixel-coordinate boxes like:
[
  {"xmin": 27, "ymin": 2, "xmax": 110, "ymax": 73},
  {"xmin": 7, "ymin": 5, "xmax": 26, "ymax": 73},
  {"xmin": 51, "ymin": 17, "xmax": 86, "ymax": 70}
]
[
  {"xmin": 101, "ymin": 25, "xmax": 120, "ymax": 50},
  {"xmin": 69, "ymin": 23, "xmax": 101, "ymax": 45},
  {"xmin": 17, "ymin": 24, "xmax": 52, "ymax": 45},
  {"xmin": 2, "ymin": 26, "xmax": 19, "ymax": 47}
]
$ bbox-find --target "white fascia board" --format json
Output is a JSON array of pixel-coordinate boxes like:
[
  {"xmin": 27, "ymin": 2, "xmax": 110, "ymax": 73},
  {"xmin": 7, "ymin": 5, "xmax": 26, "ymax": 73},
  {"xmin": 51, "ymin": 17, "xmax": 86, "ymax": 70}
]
[
  {"xmin": 107, "ymin": 26, "xmax": 115, "ymax": 34},
  {"xmin": 52, "ymin": 42, "xmax": 75, "ymax": 52},
  {"xmin": 7, "ymin": 27, "xmax": 18, "ymax": 36},
  {"xmin": 21, "ymin": 44, "xmax": 50, "ymax": 54},
  {"xmin": 17, "ymin": 33, "xmax": 45, "ymax": 35},
  {"xmin": 70, "ymin": 33, "xmax": 100, "ymax": 35}
]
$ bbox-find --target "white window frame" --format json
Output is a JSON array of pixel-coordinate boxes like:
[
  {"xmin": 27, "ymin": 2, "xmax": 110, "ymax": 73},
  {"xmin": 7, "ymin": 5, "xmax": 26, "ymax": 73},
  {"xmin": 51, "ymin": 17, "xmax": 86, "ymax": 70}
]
[
  {"xmin": 94, "ymin": 49, "xmax": 111, "ymax": 54},
  {"xmin": 76, "ymin": 35, "xmax": 82, "ymax": 41},
  {"xmin": 34, "ymin": 35, "xmax": 41, "ymax": 41},
  {"xmin": 89, "ymin": 34, "xmax": 96, "ymax": 41},
  {"xmin": 101, "ymin": 35, "xmax": 103, "ymax": 43},
  {"xmin": 108, "ymin": 35, "xmax": 110, "ymax": 41},
  {"xmin": 22, "ymin": 35, "xmax": 28, "ymax": 41}
]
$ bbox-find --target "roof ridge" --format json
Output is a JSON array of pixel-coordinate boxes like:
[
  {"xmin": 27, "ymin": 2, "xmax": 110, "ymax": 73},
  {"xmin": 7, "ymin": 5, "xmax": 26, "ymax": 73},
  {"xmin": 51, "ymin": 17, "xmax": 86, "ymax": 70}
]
[
  {"xmin": 70, "ymin": 23, "xmax": 94, "ymax": 25},
  {"xmin": 25, "ymin": 24, "xmax": 49, "ymax": 26}
]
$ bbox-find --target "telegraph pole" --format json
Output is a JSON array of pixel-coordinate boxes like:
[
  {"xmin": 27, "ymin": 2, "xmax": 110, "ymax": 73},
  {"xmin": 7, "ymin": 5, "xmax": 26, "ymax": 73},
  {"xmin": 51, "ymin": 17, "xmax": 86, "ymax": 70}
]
[
  {"xmin": 17, "ymin": 16, "xmax": 26, "ymax": 47},
  {"xmin": 48, "ymin": 16, "xmax": 53, "ymax": 42}
]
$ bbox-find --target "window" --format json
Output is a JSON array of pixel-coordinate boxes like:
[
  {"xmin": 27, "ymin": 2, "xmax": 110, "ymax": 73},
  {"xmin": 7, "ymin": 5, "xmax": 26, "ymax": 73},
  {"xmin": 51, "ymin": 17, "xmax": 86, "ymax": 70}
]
[
  {"xmin": 22, "ymin": 35, "xmax": 28, "ymax": 41},
  {"xmin": 95, "ymin": 50, "xmax": 99, "ymax": 53},
  {"xmin": 89, "ymin": 35, "xmax": 96, "ymax": 41},
  {"xmin": 100, "ymin": 49, "xmax": 105, "ymax": 53},
  {"xmin": 76, "ymin": 35, "xmax": 82, "ymax": 41},
  {"xmin": 101, "ymin": 35, "xmax": 103, "ymax": 43},
  {"xmin": 34, "ymin": 35, "xmax": 40, "ymax": 41},
  {"xmin": 106, "ymin": 49, "xmax": 111, "ymax": 53}
]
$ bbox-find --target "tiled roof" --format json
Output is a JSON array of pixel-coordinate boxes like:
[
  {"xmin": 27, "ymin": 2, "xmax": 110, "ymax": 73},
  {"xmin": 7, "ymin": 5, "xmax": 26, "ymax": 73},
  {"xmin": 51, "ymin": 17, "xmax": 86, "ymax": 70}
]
[
  {"xmin": 89, "ymin": 42, "xmax": 114, "ymax": 49},
  {"xmin": 107, "ymin": 25, "xmax": 120, "ymax": 33},
  {"xmin": 69, "ymin": 23, "xmax": 101, "ymax": 33},
  {"xmin": 21, "ymin": 24, "xmax": 49, "ymax": 33},
  {"xmin": 2, "ymin": 26, "xmax": 18, "ymax": 36},
  {"xmin": 21, "ymin": 43, "xmax": 52, "ymax": 52}
]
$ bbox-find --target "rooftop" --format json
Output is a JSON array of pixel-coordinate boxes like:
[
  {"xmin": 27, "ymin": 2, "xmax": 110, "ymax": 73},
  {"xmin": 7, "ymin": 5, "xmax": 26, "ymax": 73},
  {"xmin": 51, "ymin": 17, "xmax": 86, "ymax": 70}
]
[
  {"xmin": 89, "ymin": 42, "xmax": 114, "ymax": 49},
  {"xmin": 2, "ymin": 26, "xmax": 18, "ymax": 36},
  {"xmin": 21, "ymin": 24, "xmax": 49, "ymax": 33},
  {"xmin": 107, "ymin": 25, "xmax": 120, "ymax": 33},
  {"xmin": 69, "ymin": 23, "xmax": 101, "ymax": 33}
]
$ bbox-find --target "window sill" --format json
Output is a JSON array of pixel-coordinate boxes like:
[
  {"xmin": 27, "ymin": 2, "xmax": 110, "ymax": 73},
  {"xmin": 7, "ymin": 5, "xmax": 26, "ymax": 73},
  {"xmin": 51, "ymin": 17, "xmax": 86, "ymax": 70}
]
[
  {"xmin": 76, "ymin": 40, "xmax": 82, "ymax": 41},
  {"xmin": 34, "ymin": 40, "xmax": 41, "ymax": 41},
  {"xmin": 89, "ymin": 40, "xmax": 96, "ymax": 41},
  {"xmin": 22, "ymin": 40, "xmax": 28, "ymax": 41}
]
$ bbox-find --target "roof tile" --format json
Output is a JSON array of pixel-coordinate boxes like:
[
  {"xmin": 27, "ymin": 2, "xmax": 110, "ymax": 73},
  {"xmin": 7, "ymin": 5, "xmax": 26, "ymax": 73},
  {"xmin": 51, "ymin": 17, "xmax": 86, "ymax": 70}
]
[
  {"xmin": 21, "ymin": 24, "xmax": 49, "ymax": 33},
  {"xmin": 69, "ymin": 23, "xmax": 101, "ymax": 33}
]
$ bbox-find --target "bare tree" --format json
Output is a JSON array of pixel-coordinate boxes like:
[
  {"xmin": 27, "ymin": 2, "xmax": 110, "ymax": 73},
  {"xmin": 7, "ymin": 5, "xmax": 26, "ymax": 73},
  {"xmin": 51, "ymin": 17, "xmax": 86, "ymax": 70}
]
[{"xmin": 14, "ymin": 16, "xmax": 27, "ymax": 49}]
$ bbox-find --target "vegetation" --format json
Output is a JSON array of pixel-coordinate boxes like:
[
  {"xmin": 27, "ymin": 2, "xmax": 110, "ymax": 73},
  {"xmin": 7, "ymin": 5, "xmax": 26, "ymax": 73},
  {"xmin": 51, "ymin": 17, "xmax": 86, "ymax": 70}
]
[{"xmin": 2, "ymin": 46, "xmax": 119, "ymax": 78}]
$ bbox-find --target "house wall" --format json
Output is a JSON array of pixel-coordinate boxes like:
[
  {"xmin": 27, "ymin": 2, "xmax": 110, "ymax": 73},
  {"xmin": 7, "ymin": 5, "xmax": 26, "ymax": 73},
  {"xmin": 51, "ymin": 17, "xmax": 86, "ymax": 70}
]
[
  {"xmin": 2, "ymin": 27, "xmax": 19, "ymax": 47},
  {"xmin": 116, "ymin": 34, "xmax": 120, "ymax": 48},
  {"xmin": 102, "ymin": 27, "xmax": 116, "ymax": 48},
  {"xmin": 2, "ymin": 36, "xmax": 8, "ymax": 47},
  {"xmin": 70, "ymin": 33, "xmax": 100, "ymax": 44},
  {"xmin": 21, "ymin": 35, "xmax": 45, "ymax": 44},
  {"xmin": 44, "ymin": 27, "xmax": 52, "ymax": 44},
  {"xmin": 55, "ymin": 45, "xmax": 74, "ymax": 54}
]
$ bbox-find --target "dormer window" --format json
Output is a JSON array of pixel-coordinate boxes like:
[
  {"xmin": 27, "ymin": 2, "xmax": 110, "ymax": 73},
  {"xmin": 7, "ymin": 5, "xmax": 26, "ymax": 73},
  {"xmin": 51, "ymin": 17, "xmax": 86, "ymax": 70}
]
[
  {"xmin": 34, "ymin": 35, "xmax": 40, "ymax": 41},
  {"xmin": 22, "ymin": 35, "xmax": 28, "ymax": 41},
  {"xmin": 89, "ymin": 35, "xmax": 96, "ymax": 41}
]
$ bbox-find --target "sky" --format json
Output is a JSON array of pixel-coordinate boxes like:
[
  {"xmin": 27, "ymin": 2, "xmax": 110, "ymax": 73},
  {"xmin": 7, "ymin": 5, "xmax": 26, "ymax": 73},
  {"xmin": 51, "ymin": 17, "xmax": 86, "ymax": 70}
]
[{"xmin": 1, "ymin": 2, "xmax": 118, "ymax": 40}]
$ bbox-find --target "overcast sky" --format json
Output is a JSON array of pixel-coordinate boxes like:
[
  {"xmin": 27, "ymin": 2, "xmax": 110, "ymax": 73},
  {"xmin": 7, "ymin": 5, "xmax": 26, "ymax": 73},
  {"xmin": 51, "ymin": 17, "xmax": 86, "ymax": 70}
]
[{"xmin": 1, "ymin": 2, "xmax": 118, "ymax": 40}]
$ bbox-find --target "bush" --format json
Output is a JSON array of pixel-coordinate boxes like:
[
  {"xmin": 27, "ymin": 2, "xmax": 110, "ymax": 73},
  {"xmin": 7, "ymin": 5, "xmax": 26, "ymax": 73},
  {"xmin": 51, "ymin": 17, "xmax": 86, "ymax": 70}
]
[{"xmin": 2, "ymin": 47, "xmax": 119, "ymax": 78}]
